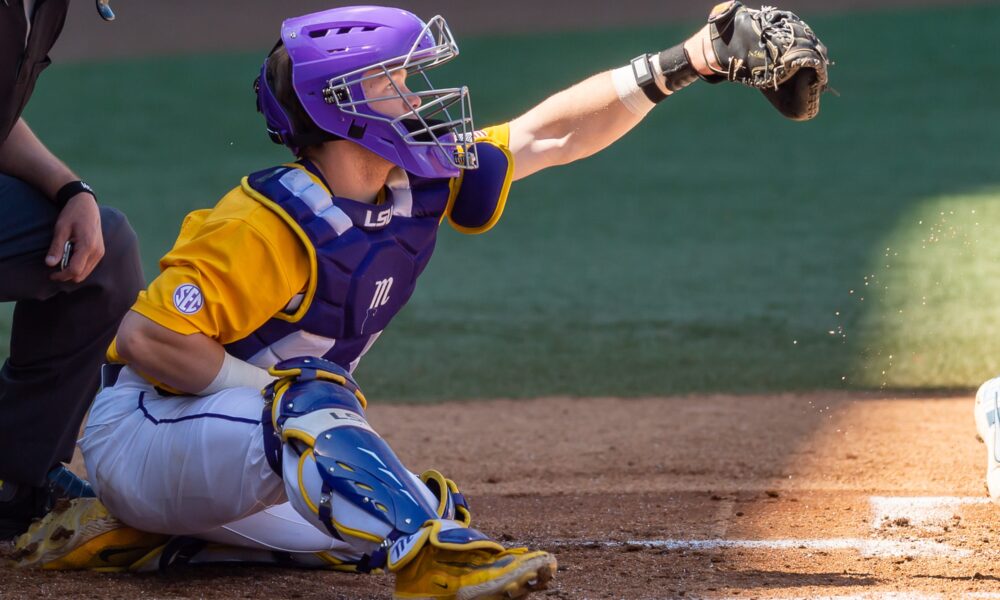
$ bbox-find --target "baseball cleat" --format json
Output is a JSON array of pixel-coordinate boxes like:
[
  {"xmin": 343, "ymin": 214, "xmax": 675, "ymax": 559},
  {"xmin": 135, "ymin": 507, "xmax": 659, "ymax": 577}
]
[
  {"xmin": 393, "ymin": 544, "xmax": 557, "ymax": 600},
  {"xmin": 10, "ymin": 497, "xmax": 167, "ymax": 570},
  {"xmin": 974, "ymin": 378, "xmax": 1000, "ymax": 502}
]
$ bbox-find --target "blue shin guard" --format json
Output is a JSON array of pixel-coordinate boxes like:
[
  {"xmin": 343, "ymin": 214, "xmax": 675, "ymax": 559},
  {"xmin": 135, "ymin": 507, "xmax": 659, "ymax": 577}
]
[{"xmin": 262, "ymin": 358, "xmax": 496, "ymax": 572}]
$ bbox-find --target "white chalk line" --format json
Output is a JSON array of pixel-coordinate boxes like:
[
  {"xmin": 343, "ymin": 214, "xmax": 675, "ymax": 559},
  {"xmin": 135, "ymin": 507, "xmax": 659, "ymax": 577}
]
[
  {"xmin": 725, "ymin": 594, "xmax": 1000, "ymax": 600},
  {"xmin": 557, "ymin": 537, "xmax": 970, "ymax": 558},
  {"xmin": 870, "ymin": 496, "xmax": 991, "ymax": 530},
  {"xmin": 553, "ymin": 496, "xmax": 993, "ymax": 570}
]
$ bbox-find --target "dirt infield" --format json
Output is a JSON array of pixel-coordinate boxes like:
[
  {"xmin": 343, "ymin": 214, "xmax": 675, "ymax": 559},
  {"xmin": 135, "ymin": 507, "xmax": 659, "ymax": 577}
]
[{"xmin": 3, "ymin": 391, "xmax": 998, "ymax": 599}]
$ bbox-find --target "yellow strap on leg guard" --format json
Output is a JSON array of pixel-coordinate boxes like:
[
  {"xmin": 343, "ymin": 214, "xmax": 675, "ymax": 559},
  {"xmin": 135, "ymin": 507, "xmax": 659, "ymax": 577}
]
[
  {"xmin": 419, "ymin": 470, "xmax": 471, "ymax": 526},
  {"xmin": 387, "ymin": 520, "xmax": 503, "ymax": 572},
  {"xmin": 266, "ymin": 356, "xmax": 367, "ymax": 412}
]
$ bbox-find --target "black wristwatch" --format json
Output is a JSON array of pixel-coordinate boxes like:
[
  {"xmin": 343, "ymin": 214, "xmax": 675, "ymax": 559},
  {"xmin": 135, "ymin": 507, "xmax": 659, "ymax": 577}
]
[
  {"xmin": 631, "ymin": 54, "xmax": 668, "ymax": 104},
  {"xmin": 53, "ymin": 181, "xmax": 97, "ymax": 210}
]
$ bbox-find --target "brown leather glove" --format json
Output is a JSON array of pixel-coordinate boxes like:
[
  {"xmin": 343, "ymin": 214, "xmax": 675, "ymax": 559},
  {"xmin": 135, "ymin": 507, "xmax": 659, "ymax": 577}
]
[{"xmin": 687, "ymin": 1, "xmax": 832, "ymax": 121}]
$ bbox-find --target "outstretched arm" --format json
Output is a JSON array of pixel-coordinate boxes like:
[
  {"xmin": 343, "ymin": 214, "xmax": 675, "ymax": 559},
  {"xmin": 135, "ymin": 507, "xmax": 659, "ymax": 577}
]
[
  {"xmin": 507, "ymin": 31, "xmax": 717, "ymax": 181},
  {"xmin": 506, "ymin": 0, "xmax": 831, "ymax": 180}
]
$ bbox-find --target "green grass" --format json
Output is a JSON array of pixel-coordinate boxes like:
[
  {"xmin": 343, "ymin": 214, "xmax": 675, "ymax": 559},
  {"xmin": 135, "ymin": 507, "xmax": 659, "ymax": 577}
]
[
  {"xmin": 9, "ymin": 3, "xmax": 1000, "ymax": 401},
  {"xmin": 850, "ymin": 189, "xmax": 1000, "ymax": 388}
]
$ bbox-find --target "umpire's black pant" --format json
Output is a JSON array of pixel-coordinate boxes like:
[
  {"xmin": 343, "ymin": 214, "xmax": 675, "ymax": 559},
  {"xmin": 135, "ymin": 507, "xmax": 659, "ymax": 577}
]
[{"xmin": 0, "ymin": 174, "xmax": 143, "ymax": 487}]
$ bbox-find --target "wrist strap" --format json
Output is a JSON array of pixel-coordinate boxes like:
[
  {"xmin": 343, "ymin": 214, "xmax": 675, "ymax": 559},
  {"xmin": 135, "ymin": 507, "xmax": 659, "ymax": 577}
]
[
  {"xmin": 53, "ymin": 180, "xmax": 96, "ymax": 210},
  {"xmin": 657, "ymin": 44, "xmax": 700, "ymax": 92}
]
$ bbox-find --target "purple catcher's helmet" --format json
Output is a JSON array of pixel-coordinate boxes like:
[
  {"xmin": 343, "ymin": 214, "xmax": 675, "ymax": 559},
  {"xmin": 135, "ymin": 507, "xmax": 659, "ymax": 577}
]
[{"xmin": 255, "ymin": 6, "xmax": 478, "ymax": 179}]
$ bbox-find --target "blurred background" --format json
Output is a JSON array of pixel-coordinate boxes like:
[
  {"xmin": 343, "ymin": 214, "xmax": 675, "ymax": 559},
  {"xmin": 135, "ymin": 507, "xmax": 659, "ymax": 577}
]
[{"xmin": 7, "ymin": 0, "xmax": 1000, "ymax": 401}]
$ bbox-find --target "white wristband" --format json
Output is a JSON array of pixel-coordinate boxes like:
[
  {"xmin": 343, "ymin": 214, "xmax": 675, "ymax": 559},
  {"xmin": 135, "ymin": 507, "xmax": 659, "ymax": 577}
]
[
  {"xmin": 198, "ymin": 352, "xmax": 275, "ymax": 396},
  {"xmin": 611, "ymin": 64, "xmax": 656, "ymax": 116}
]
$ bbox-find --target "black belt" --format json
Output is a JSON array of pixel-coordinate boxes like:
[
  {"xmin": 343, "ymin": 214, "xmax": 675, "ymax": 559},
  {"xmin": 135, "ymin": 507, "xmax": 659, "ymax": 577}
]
[
  {"xmin": 100, "ymin": 363, "xmax": 180, "ymax": 396},
  {"xmin": 100, "ymin": 363, "xmax": 125, "ymax": 389}
]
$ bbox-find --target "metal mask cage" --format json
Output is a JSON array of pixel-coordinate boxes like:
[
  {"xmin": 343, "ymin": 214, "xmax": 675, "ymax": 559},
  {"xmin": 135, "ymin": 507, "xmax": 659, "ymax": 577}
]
[{"xmin": 321, "ymin": 15, "xmax": 478, "ymax": 172}]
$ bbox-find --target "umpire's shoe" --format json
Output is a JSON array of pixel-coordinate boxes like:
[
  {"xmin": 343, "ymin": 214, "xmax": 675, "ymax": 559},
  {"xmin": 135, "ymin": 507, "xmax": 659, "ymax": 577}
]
[
  {"xmin": 0, "ymin": 466, "xmax": 96, "ymax": 540},
  {"xmin": 9, "ymin": 497, "xmax": 168, "ymax": 570},
  {"xmin": 393, "ymin": 544, "xmax": 557, "ymax": 600}
]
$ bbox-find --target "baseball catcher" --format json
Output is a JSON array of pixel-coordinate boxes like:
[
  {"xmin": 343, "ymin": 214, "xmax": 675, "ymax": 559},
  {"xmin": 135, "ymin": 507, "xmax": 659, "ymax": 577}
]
[{"xmin": 12, "ymin": 3, "xmax": 830, "ymax": 599}]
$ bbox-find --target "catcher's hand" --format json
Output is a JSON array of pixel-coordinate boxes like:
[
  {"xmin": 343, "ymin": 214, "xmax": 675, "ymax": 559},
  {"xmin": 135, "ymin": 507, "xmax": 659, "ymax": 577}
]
[{"xmin": 687, "ymin": 1, "xmax": 831, "ymax": 121}]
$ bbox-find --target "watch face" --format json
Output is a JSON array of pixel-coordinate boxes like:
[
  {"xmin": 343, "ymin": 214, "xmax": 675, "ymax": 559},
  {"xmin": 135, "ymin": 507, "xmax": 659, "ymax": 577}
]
[{"xmin": 632, "ymin": 55, "xmax": 654, "ymax": 86}]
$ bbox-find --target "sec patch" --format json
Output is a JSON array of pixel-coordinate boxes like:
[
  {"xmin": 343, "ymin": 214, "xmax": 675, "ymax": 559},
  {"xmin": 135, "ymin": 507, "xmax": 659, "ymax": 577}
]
[{"xmin": 173, "ymin": 284, "xmax": 204, "ymax": 315}]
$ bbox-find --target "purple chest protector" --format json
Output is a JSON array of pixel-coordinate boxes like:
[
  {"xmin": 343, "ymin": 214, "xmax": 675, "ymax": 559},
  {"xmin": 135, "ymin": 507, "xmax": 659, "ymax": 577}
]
[{"xmin": 225, "ymin": 164, "xmax": 449, "ymax": 372}]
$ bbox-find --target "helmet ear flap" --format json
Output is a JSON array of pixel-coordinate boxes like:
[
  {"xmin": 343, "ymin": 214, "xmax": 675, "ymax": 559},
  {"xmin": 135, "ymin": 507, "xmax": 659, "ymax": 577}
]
[
  {"xmin": 253, "ymin": 76, "xmax": 284, "ymax": 145},
  {"xmin": 256, "ymin": 56, "xmax": 294, "ymax": 147},
  {"xmin": 256, "ymin": 40, "xmax": 344, "ymax": 152}
]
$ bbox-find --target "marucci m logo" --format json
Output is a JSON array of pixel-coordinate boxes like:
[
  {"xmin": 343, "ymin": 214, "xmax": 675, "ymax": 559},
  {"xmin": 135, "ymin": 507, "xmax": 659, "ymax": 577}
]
[{"xmin": 369, "ymin": 277, "xmax": 393, "ymax": 310}]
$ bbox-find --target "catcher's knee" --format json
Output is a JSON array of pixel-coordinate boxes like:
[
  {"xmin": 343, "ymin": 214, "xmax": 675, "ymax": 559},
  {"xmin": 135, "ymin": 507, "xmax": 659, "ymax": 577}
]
[{"xmin": 263, "ymin": 358, "xmax": 490, "ymax": 571}]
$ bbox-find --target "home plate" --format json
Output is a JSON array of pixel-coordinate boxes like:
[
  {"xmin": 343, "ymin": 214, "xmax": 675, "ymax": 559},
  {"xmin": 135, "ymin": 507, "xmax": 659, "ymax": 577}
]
[{"xmin": 870, "ymin": 496, "xmax": 992, "ymax": 530}]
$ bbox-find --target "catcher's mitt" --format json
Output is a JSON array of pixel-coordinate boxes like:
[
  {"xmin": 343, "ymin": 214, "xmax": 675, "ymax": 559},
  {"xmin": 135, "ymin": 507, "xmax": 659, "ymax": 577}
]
[{"xmin": 692, "ymin": 1, "xmax": 831, "ymax": 121}]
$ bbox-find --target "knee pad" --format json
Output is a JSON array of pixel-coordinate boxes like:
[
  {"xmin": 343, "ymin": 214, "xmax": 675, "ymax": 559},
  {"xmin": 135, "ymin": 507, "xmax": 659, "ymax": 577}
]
[
  {"xmin": 261, "ymin": 357, "xmax": 368, "ymax": 474},
  {"xmin": 262, "ymin": 358, "xmax": 495, "ymax": 571}
]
